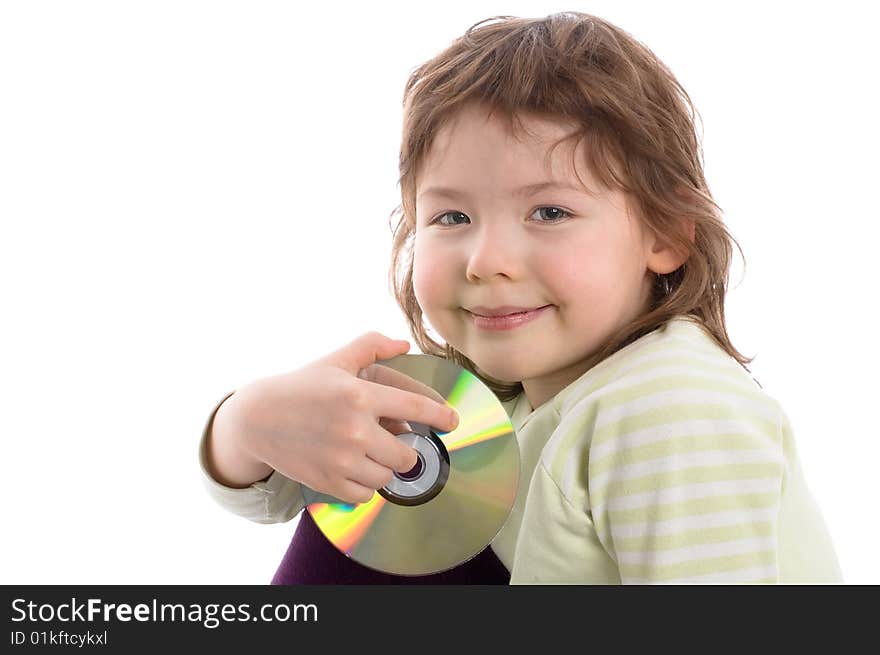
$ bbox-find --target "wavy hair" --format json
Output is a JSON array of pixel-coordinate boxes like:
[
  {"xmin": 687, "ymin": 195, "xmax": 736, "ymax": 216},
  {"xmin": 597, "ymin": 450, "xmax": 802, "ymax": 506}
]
[{"xmin": 387, "ymin": 12, "xmax": 752, "ymax": 401}]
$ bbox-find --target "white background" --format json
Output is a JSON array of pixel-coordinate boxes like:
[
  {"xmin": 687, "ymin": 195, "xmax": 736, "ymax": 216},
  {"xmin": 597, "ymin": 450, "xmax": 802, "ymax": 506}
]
[{"xmin": 1, "ymin": 0, "xmax": 877, "ymax": 584}]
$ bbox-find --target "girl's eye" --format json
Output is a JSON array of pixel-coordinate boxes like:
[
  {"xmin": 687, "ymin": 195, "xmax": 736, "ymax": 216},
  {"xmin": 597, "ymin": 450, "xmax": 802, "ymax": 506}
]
[
  {"xmin": 432, "ymin": 207, "xmax": 570, "ymax": 226},
  {"xmin": 531, "ymin": 206, "xmax": 570, "ymax": 222},
  {"xmin": 433, "ymin": 211, "xmax": 470, "ymax": 226}
]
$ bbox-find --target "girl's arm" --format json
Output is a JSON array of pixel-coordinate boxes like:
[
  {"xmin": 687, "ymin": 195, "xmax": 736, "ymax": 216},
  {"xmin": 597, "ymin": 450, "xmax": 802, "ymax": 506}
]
[
  {"xmin": 586, "ymin": 379, "xmax": 839, "ymax": 583},
  {"xmin": 199, "ymin": 391, "xmax": 306, "ymax": 524},
  {"xmin": 205, "ymin": 391, "xmax": 272, "ymax": 487}
]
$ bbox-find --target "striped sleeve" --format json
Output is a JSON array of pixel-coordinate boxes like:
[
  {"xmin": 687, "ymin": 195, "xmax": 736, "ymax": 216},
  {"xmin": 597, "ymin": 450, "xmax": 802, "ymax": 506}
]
[{"xmin": 586, "ymin": 369, "xmax": 788, "ymax": 584}]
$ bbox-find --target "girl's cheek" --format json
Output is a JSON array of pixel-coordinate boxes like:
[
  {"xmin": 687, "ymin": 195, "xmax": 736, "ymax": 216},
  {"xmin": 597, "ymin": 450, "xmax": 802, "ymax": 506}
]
[
  {"xmin": 415, "ymin": 242, "xmax": 460, "ymax": 315},
  {"xmin": 412, "ymin": 242, "xmax": 444, "ymax": 310}
]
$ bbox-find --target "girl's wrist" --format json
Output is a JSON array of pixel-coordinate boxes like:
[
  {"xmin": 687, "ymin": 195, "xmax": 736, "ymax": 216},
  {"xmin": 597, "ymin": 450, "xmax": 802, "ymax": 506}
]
[{"xmin": 208, "ymin": 392, "xmax": 274, "ymax": 487}]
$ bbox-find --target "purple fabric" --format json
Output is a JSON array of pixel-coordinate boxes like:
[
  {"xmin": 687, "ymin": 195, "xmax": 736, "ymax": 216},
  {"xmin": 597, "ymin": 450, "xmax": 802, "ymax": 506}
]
[{"xmin": 271, "ymin": 510, "xmax": 510, "ymax": 585}]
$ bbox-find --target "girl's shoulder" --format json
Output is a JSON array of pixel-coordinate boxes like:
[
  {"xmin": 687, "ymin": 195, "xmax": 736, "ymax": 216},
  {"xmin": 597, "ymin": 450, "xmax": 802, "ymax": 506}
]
[
  {"xmin": 556, "ymin": 315, "xmax": 782, "ymax": 427},
  {"xmin": 540, "ymin": 316, "xmax": 794, "ymax": 517}
]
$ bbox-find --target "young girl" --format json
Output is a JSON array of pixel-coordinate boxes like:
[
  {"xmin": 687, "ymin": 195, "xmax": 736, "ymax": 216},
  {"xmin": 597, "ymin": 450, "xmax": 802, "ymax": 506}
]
[{"xmin": 199, "ymin": 12, "xmax": 841, "ymax": 584}]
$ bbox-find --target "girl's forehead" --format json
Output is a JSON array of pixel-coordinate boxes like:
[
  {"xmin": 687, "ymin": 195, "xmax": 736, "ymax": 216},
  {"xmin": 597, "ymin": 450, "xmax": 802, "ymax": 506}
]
[
  {"xmin": 431, "ymin": 103, "xmax": 578, "ymax": 153},
  {"xmin": 418, "ymin": 107, "xmax": 598, "ymax": 196}
]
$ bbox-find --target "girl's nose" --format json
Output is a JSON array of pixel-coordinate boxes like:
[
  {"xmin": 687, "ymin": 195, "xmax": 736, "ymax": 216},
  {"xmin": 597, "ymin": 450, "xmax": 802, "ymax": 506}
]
[{"xmin": 465, "ymin": 222, "xmax": 520, "ymax": 283}]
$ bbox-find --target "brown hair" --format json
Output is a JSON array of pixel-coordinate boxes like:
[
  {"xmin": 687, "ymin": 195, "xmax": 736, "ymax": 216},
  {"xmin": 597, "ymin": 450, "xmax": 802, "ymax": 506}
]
[{"xmin": 388, "ymin": 12, "xmax": 753, "ymax": 401}]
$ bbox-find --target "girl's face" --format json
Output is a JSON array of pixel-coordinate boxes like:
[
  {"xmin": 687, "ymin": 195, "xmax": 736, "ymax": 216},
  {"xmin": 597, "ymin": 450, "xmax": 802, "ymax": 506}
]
[{"xmin": 413, "ymin": 103, "xmax": 678, "ymax": 409}]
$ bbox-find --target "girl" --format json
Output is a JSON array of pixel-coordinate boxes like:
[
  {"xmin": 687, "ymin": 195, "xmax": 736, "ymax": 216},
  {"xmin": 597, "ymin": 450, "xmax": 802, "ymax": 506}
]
[{"xmin": 199, "ymin": 12, "xmax": 841, "ymax": 584}]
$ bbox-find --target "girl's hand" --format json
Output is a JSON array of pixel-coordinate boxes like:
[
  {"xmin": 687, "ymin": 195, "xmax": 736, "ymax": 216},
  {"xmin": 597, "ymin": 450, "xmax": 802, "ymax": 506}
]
[{"xmin": 226, "ymin": 332, "xmax": 460, "ymax": 504}]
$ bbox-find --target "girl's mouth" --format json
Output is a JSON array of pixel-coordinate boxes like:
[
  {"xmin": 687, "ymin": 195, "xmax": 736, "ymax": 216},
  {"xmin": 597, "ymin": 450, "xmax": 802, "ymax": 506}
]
[{"xmin": 467, "ymin": 305, "xmax": 553, "ymax": 331}]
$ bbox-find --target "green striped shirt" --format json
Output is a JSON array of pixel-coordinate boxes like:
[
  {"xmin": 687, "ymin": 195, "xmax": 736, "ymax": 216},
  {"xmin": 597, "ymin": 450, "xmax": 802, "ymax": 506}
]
[{"xmin": 494, "ymin": 315, "xmax": 841, "ymax": 583}]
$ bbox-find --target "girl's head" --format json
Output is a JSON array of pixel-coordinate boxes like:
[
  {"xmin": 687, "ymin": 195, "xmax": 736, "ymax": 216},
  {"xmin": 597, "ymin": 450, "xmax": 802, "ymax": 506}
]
[{"xmin": 389, "ymin": 12, "xmax": 751, "ymax": 403}]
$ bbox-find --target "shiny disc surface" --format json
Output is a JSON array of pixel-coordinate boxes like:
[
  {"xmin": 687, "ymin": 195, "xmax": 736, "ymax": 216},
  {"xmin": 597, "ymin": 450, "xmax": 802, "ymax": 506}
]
[{"xmin": 303, "ymin": 353, "xmax": 520, "ymax": 576}]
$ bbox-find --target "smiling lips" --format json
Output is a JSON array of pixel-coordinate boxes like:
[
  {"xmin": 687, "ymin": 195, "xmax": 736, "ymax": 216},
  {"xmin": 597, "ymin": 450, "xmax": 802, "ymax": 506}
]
[{"xmin": 466, "ymin": 305, "xmax": 553, "ymax": 330}]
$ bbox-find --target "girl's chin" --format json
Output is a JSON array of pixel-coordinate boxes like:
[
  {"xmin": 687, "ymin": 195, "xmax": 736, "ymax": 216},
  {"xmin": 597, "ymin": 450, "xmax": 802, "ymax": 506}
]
[{"xmin": 443, "ymin": 337, "xmax": 533, "ymax": 382}]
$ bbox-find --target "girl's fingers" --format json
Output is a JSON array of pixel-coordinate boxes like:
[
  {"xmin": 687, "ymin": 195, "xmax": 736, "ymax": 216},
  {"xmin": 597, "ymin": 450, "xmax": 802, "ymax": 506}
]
[
  {"xmin": 361, "ymin": 363, "xmax": 447, "ymax": 405},
  {"xmin": 335, "ymin": 478, "xmax": 380, "ymax": 505},
  {"xmin": 327, "ymin": 332, "xmax": 411, "ymax": 377},
  {"xmin": 367, "ymin": 381, "xmax": 460, "ymax": 434},
  {"xmin": 378, "ymin": 417, "xmax": 412, "ymax": 435},
  {"xmin": 349, "ymin": 455, "xmax": 397, "ymax": 492},
  {"xmin": 365, "ymin": 423, "xmax": 419, "ymax": 473}
]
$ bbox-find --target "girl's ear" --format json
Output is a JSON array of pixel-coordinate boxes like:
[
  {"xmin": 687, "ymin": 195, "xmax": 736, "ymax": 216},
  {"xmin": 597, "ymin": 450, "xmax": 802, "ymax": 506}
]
[
  {"xmin": 646, "ymin": 187, "xmax": 697, "ymax": 275},
  {"xmin": 645, "ymin": 186, "xmax": 696, "ymax": 275},
  {"xmin": 646, "ymin": 216, "xmax": 696, "ymax": 275},
  {"xmin": 646, "ymin": 229, "xmax": 690, "ymax": 275}
]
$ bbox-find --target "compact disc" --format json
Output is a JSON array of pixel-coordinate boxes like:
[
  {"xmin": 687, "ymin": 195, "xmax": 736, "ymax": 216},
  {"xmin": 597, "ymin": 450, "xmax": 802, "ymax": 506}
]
[{"xmin": 302, "ymin": 353, "xmax": 520, "ymax": 576}]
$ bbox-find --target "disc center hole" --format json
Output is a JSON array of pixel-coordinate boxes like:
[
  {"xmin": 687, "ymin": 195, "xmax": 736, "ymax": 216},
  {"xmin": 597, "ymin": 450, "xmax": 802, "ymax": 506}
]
[{"xmin": 395, "ymin": 452, "xmax": 425, "ymax": 482}]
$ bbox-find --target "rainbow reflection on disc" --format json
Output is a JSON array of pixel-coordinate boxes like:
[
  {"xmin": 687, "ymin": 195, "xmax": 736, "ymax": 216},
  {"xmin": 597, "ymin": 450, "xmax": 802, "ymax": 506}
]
[{"xmin": 302, "ymin": 353, "xmax": 520, "ymax": 576}]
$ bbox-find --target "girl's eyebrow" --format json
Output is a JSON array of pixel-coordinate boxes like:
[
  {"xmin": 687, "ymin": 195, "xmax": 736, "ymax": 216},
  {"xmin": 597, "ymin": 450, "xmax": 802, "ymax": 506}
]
[{"xmin": 418, "ymin": 180, "xmax": 589, "ymax": 201}]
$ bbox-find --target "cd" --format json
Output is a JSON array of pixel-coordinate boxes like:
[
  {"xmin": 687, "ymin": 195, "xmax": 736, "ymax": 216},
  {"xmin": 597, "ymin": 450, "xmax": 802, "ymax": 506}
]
[{"xmin": 302, "ymin": 353, "xmax": 520, "ymax": 576}]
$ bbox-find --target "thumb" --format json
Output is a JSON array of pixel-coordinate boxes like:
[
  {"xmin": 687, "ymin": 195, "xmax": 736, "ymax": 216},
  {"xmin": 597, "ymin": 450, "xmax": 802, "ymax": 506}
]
[{"xmin": 331, "ymin": 331, "xmax": 411, "ymax": 375}]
